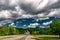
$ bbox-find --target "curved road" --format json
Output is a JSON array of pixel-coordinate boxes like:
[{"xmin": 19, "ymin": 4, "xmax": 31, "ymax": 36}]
[{"xmin": 0, "ymin": 35, "xmax": 35, "ymax": 40}]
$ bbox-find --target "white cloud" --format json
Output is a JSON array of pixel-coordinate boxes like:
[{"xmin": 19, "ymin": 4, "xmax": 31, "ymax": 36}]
[
  {"xmin": 43, "ymin": 21, "xmax": 52, "ymax": 25},
  {"xmin": 10, "ymin": 23, "xmax": 14, "ymax": 26},
  {"xmin": 38, "ymin": 17, "xmax": 49, "ymax": 20},
  {"xmin": 9, "ymin": 0, "xmax": 18, "ymax": 6},
  {"xmin": 0, "ymin": 24, "xmax": 2, "ymax": 26},
  {"xmin": 28, "ymin": 23, "xmax": 39, "ymax": 28},
  {"xmin": 36, "ymin": 19, "xmax": 39, "ymax": 22},
  {"xmin": 21, "ymin": 14, "xmax": 33, "ymax": 18},
  {"xmin": 39, "ymin": 26, "xmax": 45, "ymax": 28},
  {"xmin": 0, "ymin": 10, "xmax": 12, "ymax": 19},
  {"xmin": 9, "ymin": 23, "xmax": 16, "ymax": 27},
  {"xmin": 37, "ymin": 13, "xmax": 46, "ymax": 17},
  {"xmin": 0, "ymin": 0, "xmax": 60, "ymax": 18},
  {"xmin": 48, "ymin": 0, "xmax": 59, "ymax": 5},
  {"xmin": 37, "ymin": 0, "xmax": 49, "ymax": 10},
  {"xmin": 0, "ymin": 0, "xmax": 60, "ymax": 24},
  {"xmin": 47, "ymin": 9, "xmax": 60, "ymax": 17},
  {"xmin": 24, "ymin": 25, "xmax": 26, "ymax": 26}
]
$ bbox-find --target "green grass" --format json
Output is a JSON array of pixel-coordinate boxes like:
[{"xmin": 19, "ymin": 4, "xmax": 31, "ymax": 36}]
[{"xmin": 33, "ymin": 35, "xmax": 60, "ymax": 40}]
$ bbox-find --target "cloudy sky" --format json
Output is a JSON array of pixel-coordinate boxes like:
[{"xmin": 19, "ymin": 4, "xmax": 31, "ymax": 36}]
[{"xmin": 0, "ymin": 0, "xmax": 60, "ymax": 28}]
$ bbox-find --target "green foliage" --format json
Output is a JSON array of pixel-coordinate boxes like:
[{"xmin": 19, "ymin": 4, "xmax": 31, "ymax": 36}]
[
  {"xmin": 0, "ymin": 26, "xmax": 27, "ymax": 36},
  {"xmin": 34, "ymin": 35, "xmax": 60, "ymax": 40},
  {"xmin": 27, "ymin": 18, "xmax": 60, "ymax": 35},
  {"xmin": 0, "ymin": 27, "xmax": 10, "ymax": 36},
  {"xmin": 0, "ymin": 18, "xmax": 60, "ymax": 36},
  {"xmin": 27, "ymin": 28, "xmax": 51, "ymax": 35},
  {"xmin": 16, "ymin": 28, "xmax": 27, "ymax": 34},
  {"xmin": 50, "ymin": 18, "xmax": 60, "ymax": 35}
]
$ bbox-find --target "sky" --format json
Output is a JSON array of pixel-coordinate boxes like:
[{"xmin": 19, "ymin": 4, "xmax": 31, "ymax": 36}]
[{"xmin": 0, "ymin": 0, "xmax": 60, "ymax": 28}]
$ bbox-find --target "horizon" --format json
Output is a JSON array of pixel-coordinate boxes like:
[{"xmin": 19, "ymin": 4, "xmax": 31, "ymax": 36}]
[{"xmin": 0, "ymin": 0, "xmax": 60, "ymax": 28}]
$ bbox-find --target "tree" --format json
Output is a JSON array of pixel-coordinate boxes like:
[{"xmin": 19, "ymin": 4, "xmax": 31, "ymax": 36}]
[
  {"xmin": 50, "ymin": 18, "xmax": 60, "ymax": 38},
  {"xmin": 9, "ymin": 27, "xmax": 17, "ymax": 35}
]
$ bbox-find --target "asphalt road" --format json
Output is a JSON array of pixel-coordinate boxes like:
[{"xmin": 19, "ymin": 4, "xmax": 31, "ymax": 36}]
[
  {"xmin": 20, "ymin": 35, "xmax": 35, "ymax": 40},
  {"xmin": 0, "ymin": 35, "xmax": 35, "ymax": 40}
]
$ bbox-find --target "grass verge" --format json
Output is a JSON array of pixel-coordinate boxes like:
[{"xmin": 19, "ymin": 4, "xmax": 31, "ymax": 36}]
[{"xmin": 33, "ymin": 35, "xmax": 60, "ymax": 40}]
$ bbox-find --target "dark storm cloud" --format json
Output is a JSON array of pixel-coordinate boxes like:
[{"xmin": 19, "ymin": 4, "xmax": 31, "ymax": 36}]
[
  {"xmin": 20, "ymin": 3, "xmax": 38, "ymax": 15},
  {"xmin": 0, "ymin": 0, "xmax": 60, "ymax": 25},
  {"xmin": 19, "ymin": 0, "xmax": 60, "ymax": 16},
  {"xmin": 0, "ymin": 5, "xmax": 15, "ymax": 11},
  {"xmin": 50, "ymin": 1, "xmax": 60, "ymax": 9}
]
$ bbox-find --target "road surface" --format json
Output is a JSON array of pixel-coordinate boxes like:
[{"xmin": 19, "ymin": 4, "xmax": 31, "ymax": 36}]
[
  {"xmin": 20, "ymin": 35, "xmax": 35, "ymax": 40},
  {"xmin": 0, "ymin": 35, "xmax": 35, "ymax": 40}
]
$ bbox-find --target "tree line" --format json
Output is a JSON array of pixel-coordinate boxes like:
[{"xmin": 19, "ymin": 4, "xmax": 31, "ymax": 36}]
[
  {"xmin": 0, "ymin": 27, "xmax": 27, "ymax": 36},
  {"xmin": 0, "ymin": 18, "xmax": 60, "ymax": 38}
]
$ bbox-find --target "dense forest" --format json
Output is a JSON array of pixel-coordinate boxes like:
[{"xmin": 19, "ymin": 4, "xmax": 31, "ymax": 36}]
[{"xmin": 0, "ymin": 18, "xmax": 60, "ymax": 36}]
